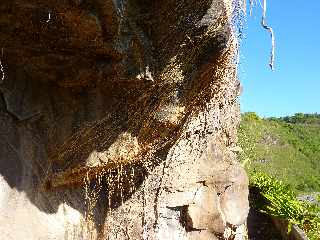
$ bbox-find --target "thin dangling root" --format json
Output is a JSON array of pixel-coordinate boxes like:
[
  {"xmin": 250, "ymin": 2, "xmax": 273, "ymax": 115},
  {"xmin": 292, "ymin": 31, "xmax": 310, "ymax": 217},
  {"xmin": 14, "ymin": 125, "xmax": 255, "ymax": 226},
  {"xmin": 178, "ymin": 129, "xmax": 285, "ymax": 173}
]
[
  {"xmin": 249, "ymin": 0, "xmax": 256, "ymax": 16},
  {"xmin": 261, "ymin": 0, "xmax": 275, "ymax": 71},
  {"xmin": 0, "ymin": 48, "xmax": 5, "ymax": 84}
]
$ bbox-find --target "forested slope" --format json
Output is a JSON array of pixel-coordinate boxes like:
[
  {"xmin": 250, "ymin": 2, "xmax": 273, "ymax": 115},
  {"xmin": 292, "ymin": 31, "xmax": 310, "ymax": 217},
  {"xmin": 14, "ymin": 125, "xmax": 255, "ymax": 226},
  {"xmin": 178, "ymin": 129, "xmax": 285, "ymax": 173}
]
[{"xmin": 239, "ymin": 112, "xmax": 320, "ymax": 193}]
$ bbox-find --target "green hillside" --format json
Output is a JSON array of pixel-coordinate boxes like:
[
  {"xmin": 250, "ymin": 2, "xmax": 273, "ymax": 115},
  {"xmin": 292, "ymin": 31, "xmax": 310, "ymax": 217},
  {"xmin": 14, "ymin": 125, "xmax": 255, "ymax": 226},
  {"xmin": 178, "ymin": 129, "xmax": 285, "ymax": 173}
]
[{"xmin": 238, "ymin": 112, "xmax": 320, "ymax": 193}]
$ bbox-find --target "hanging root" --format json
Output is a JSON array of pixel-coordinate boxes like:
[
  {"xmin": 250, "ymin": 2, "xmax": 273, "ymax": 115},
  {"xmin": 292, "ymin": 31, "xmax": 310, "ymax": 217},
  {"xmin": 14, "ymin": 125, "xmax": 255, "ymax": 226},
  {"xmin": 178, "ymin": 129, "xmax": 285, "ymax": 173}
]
[
  {"xmin": 244, "ymin": 0, "xmax": 275, "ymax": 70},
  {"xmin": 249, "ymin": 0, "xmax": 256, "ymax": 16},
  {"xmin": 0, "ymin": 48, "xmax": 4, "ymax": 83},
  {"xmin": 261, "ymin": 0, "xmax": 275, "ymax": 70}
]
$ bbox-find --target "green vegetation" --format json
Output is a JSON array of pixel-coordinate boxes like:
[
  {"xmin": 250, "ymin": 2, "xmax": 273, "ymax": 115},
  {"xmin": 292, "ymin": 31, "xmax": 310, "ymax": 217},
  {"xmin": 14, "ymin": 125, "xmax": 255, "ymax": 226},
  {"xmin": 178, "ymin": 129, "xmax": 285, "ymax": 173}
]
[
  {"xmin": 239, "ymin": 112, "xmax": 320, "ymax": 193},
  {"xmin": 250, "ymin": 171, "xmax": 320, "ymax": 239},
  {"xmin": 240, "ymin": 112, "xmax": 320, "ymax": 238}
]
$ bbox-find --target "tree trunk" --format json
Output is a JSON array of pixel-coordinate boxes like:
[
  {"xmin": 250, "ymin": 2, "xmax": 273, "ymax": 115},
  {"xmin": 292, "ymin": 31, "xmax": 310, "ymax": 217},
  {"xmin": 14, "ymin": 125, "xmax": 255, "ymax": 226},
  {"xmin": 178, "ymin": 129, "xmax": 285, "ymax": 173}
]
[{"xmin": 0, "ymin": 0, "xmax": 248, "ymax": 239}]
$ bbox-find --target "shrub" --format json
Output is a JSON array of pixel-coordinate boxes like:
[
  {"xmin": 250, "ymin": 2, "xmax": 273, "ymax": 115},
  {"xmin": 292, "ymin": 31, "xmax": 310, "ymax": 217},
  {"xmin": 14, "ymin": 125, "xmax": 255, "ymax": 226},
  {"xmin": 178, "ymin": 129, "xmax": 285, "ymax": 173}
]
[
  {"xmin": 250, "ymin": 171, "xmax": 320, "ymax": 239},
  {"xmin": 242, "ymin": 112, "xmax": 261, "ymax": 121}
]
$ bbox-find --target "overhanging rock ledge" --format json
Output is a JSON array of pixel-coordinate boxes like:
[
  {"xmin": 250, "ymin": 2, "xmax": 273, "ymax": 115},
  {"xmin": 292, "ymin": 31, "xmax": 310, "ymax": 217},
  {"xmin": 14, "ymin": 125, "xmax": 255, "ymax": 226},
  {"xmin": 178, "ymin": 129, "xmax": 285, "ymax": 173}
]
[{"xmin": 0, "ymin": 0, "xmax": 248, "ymax": 239}]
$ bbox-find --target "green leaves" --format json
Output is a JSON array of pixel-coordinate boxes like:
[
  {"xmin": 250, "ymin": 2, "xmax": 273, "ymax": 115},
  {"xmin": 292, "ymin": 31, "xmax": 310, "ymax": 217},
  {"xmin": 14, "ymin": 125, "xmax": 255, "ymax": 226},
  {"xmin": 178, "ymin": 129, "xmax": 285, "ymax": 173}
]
[{"xmin": 250, "ymin": 172, "xmax": 320, "ymax": 239}]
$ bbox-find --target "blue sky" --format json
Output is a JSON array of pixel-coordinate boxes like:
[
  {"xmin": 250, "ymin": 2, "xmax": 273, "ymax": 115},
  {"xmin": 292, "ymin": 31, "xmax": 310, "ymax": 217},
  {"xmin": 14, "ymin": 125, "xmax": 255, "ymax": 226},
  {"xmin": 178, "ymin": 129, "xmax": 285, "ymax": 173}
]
[{"xmin": 239, "ymin": 0, "xmax": 320, "ymax": 117}]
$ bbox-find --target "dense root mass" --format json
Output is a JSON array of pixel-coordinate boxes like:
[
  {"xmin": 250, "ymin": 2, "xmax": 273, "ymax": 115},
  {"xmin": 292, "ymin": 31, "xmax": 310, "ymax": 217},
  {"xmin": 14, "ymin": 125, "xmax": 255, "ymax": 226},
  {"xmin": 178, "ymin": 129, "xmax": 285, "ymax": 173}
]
[{"xmin": 0, "ymin": 0, "xmax": 249, "ymax": 239}]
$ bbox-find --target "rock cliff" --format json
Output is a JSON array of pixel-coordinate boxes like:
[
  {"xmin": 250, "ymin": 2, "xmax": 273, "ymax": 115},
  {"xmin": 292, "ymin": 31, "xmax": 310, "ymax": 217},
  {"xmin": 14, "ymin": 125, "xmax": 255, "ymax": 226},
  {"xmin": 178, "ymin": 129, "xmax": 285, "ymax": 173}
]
[{"xmin": 0, "ymin": 0, "xmax": 248, "ymax": 239}]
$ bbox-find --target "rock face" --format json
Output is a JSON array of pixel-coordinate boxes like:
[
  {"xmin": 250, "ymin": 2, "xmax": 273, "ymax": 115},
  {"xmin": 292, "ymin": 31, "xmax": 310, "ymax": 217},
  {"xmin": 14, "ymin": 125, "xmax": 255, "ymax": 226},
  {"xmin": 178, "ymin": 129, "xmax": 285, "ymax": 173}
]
[{"xmin": 0, "ymin": 0, "xmax": 248, "ymax": 239}]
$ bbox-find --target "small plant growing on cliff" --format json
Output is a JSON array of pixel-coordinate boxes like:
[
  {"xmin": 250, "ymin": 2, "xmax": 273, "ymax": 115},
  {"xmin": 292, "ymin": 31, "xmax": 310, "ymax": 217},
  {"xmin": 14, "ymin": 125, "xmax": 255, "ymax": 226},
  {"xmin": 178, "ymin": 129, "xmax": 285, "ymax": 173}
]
[{"xmin": 250, "ymin": 171, "xmax": 320, "ymax": 239}]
